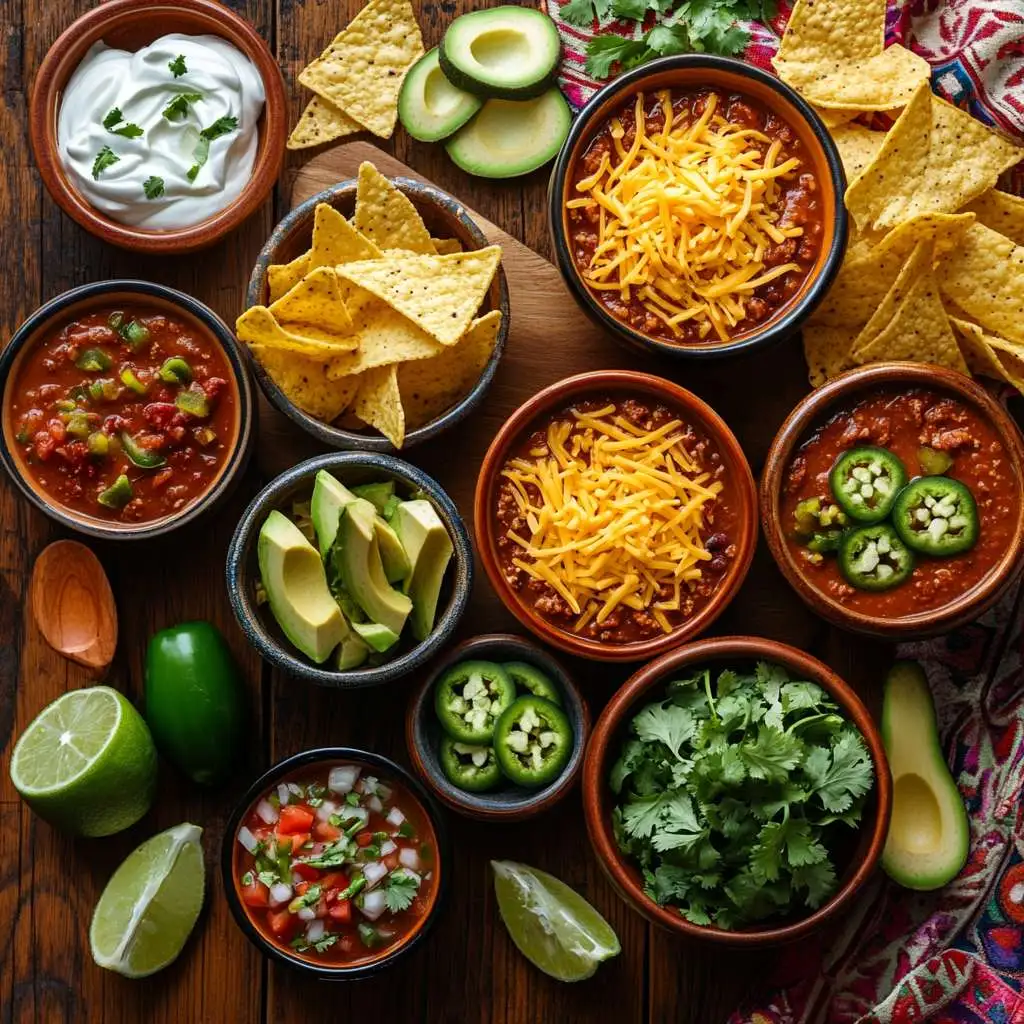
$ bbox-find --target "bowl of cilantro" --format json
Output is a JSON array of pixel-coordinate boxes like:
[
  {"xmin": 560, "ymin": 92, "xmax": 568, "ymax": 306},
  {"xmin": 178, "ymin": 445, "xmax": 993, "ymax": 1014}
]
[{"xmin": 582, "ymin": 636, "xmax": 891, "ymax": 945}]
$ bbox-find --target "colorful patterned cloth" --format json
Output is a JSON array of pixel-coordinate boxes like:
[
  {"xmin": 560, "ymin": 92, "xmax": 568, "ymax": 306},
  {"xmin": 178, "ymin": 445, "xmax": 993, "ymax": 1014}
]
[{"xmin": 542, "ymin": 2, "xmax": 1024, "ymax": 1019}]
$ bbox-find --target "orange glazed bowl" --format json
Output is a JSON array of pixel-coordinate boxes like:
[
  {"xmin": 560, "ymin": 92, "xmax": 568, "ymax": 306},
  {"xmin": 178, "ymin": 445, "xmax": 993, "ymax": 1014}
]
[
  {"xmin": 583, "ymin": 637, "xmax": 892, "ymax": 946},
  {"xmin": 473, "ymin": 370, "xmax": 757, "ymax": 662}
]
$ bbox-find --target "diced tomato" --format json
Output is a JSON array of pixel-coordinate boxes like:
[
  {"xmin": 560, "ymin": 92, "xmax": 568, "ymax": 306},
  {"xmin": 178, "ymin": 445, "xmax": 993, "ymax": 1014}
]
[
  {"xmin": 136, "ymin": 432, "xmax": 166, "ymax": 451},
  {"xmin": 276, "ymin": 831, "xmax": 310, "ymax": 854},
  {"xmin": 278, "ymin": 805, "xmax": 315, "ymax": 834},
  {"xmin": 328, "ymin": 900, "xmax": 353, "ymax": 924},
  {"xmin": 241, "ymin": 880, "xmax": 269, "ymax": 908},
  {"xmin": 292, "ymin": 862, "xmax": 320, "ymax": 882},
  {"xmin": 355, "ymin": 831, "xmax": 375, "ymax": 848},
  {"xmin": 267, "ymin": 909, "xmax": 296, "ymax": 938},
  {"xmin": 320, "ymin": 872, "xmax": 346, "ymax": 893},
  {"xmin": 314, "ymin": 820, "xmax": 341, "ymax": 841},
  {"xmin": 295, "ymin": 880, "xmax": 310, "ymax": 897},
  {"xmin": 383, "ymin": 852, "xmax": 400, "ymax": 871}
]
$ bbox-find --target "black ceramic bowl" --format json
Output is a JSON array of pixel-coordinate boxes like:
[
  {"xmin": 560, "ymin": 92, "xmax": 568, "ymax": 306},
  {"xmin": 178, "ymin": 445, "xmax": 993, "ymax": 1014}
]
[
  {"xmin": 548, "ymin": 54, "xmax": 848, "ymax": 361},
  {"xmin": 222, "ymin": 747, "xmax": 450, "ymax": 979},
  {"xmin": 245, "ymin": 177, "xmax": 510, "ymax": 452},
  {"xmin": 0, "ymin": 280, "xmax": 254, "ymax": 540},
  {"xmin": 225, "ymin": 451, "xmax": 473, "ymax": 687},
  {"xmin": 406, "ymin": 634, "xmax": 590, "ymax": 821}
]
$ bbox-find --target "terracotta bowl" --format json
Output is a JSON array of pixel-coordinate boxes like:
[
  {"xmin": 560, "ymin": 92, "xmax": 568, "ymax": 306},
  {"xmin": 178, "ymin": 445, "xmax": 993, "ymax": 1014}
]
[
  {"xmin": 405, "ymin": 634, "xmax": 590, "ymax": 822},
  {"xmin": 583, "ymin": 636, "xmax": 892, "ymax": 946},
  {"xmin": 225, "ymin": 451, "xmax": 473, "ymax": 688},
  {"xmin": 222, "ymin": 747, "xmax": 450, "ymax": 979},
  {"xmin": 0, "ymin": 280, "xmax": 254, "ymax": 541},
  {"xmin": 548, "ymin": 54, "xmax": 847, "ymax": 361},
  {"xmin": 474, "ymin": 370, "xmax": 758, "ymax": 662},
  {"xmin": 761, "ymin": 362, "xmax": 1024, "ymax": 639},
  {"xmin": 245, "ymin": 177, "xmax": 510, "ymax": 453},
  {"xmin": 29, "ymin": 0, "xmax": 287, "ymax": 254}
]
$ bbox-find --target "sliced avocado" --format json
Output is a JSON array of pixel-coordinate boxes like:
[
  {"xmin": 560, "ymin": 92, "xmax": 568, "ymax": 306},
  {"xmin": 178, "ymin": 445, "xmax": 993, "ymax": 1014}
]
[
  {"xmin": 393, "ymin": 499, "xmax": 454, "ymax": 641},
  {"xmin": 351, "ymin": 481, "xmax": 395, "ymax": 514},
  {"xmin": 311, "ymin": 470, "xmax": 358, "ymax": 557},
  {"xmin": 258, "ymin": 510, "xmax": 346, "ymax": 664},
  {"xmin": 351, "ymin": 621, "xmax": 401, "ymax": 653},
  {"xmin": 335, "ymin": 502, "xmax": 412, "ymax": 636},
  {"xmin": 881, "ymin": 661, "xmax": 969, "ymax": 891},
  {"xmin": 337, "ymin": 636, "xmax": 370, "ymax": 671},
  {"xmin": 446, "ymin": 90, "xmax": 571, "ymax": 179},
  {"xmin": 439, "ymin": 7, "xmax": 561, "ymax": 100},
  {"xmin": 399, "ymin": 47, "xmax": 483, "ymax": 143},
  {"xmin": 374, "ymin": 517, "xmax": 412, "ymax": 584}
]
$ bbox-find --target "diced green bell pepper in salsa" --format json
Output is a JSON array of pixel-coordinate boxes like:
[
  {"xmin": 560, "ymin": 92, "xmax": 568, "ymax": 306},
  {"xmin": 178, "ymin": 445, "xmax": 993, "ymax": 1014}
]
[
  {"xmin": 121, "ymin": 432, "xmax": 166, "ymax": 469},
  {"xmin": 86, "ymin": 431, "xmax": 109, "ymax": 457},
  {"xmin": 97, "ymin": 474, "xmax": 133, "ymax": 509},
  {"xmin": 918, "ymin": 446, "xmax": 953, "ymax": 476},
  {"xmin": 64, "ymin": 410, "xmax": 93, "ymax": 438},
  {"xmin": 120, "ymin": 368, "xmax": 149, "ymax": 394},
  {"xmin": 158, "ymin": 357, "xmax": 192, "ymax": 384},
  {"xmin": 119, "ymin": 319, "xmax": 150, "ymax": 349},
  {"xmin": 75, "ymin": 348, "xmax": 112, "ymax": 372},
  {"xmin": 175, "ymin": 387, "xmax": 209, "ymax": 418},
  {"xmin": 88, "ymin": 378, "xmax": 120, "ymax": 402},
  {"xmin": 194, "ymin": 426, "xmax": 218, "ymax": 447}
]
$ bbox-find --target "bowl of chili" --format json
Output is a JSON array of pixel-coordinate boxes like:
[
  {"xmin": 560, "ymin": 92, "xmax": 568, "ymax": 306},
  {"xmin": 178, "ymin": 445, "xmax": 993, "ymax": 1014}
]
[
  {"xmin": 761, "ymin": 362, "xmax": 1024, "ymax": 638},
  {"xmin": 0, "ymin": 279, "xmax": 254, "ymax": 540},
  {"xmin": 406, "ymin": 634, "xmax": 590, "ymax": 822},
  {"xmin": 223, "ymin": 747, "xmax": 449, "ymax": 978},
  {"xmin": 474, "ymin": 370, "xmax": 758, "ymax": 662},
  {"xmin": 549, "ymin": 54, "xmax": 846, "ymax": 360},
  {"xmin": 583, "ymin": 636, "xmax": 892, "ymax": 946}
]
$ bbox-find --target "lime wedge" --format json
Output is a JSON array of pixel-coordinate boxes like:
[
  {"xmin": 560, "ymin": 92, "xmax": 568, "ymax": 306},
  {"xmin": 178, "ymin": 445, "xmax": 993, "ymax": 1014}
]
[
  {"xmin": 9, "ymin": 686, "xmax": 157, "ymax": 837},
  {"xmin": 90, "ymin": 823, "xmax": 205, "ymax": 978},
  {"xmin": 491, "ymin": 860, "xmax": 620, "ymax": 982}
]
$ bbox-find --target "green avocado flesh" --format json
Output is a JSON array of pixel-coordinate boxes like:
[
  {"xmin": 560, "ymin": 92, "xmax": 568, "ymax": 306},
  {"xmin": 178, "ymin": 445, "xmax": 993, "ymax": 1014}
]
[
  {"xmin": 881, "ymin": 661, "xmax": 969, "ymax": 891},
  {"xmin": 399, "ymin": 47, "xmax": 483, "ymax": 142},
  {"xmin": 446, "ymin": 89, "xmax": 571, "ymax": 179},
  {"xmin": 393, "ymin": 499, "xmax": 453, "ymax": 641},
  {"xmin": 439, "ymin": 6, "xmax": 561, "ymax": 100},
  {"xmin": 311, "ymin": 470, "xmax": 358, "ymax": 557}
]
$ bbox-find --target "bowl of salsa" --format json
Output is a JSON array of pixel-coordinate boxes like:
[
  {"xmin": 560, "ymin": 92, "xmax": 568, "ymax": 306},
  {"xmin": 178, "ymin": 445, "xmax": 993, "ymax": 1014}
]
[
  {"xmin": 761, "ymin": 362, "xmax": 1024, "ymax": 638},
  {"xmin": 223, "ymin": 748, "xmax": 448, "ymax": 978},
  {"xmin": 548, "ymin": 54, "xmax": 846, "ymax": 360},
  {"xmin": 0, "ymin": 280, "xmax": 254, "ymax": 539},
  {"xmin": 474, "ymin": 371, "xmax": 757, "ymax": 662}
]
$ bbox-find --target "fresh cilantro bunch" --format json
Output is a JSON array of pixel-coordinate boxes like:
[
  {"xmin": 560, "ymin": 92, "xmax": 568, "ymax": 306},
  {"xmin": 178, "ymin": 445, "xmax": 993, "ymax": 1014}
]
[
  {"xmin": 609, "ymin": 661, "xmax": 874, "ymax": 929},
  {"xmin": 562, "ymin": 0, "xmax": 777, "ymax": 80}
]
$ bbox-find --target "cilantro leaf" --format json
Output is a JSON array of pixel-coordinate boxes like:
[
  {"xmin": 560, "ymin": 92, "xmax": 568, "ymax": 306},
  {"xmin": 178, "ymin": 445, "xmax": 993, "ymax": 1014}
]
[
  {"xmin": 621, "ymin": 790, "xmax": 674, "ymax": 839},
  {"xmin": 143, "ymin": 176, "xmax": 165, "ymax": 200},
  {"xmin": 791, "ymin": 860, "xmax": 838, "ymax": 908},
  {"xmin": 162, "ymin": 92, "xmax": 204, "ymax": 122},
  {"xmin": 382, "ymin": 871, "xmax": 419, "ymax": 913},
  {"xmin": 584, "ymin": 35, "xmax": 648, "ymax": 80},
  {"xmin": 169, "ymin": 54, "xmax": 188, "ymax": 77},
  {"xmin": 633, "ymin": 702, "xmax": 695, "ymax": 758},
  {"xmin": 611, "ymin": 0, "xmax": 649, "ymax": 18},
  {"xmin": 200, "ymin": 115, "xmax": 239, "ymax": 141},
  {"xmin": 561, "ymin": 0, "xmax": 613, "ymax": 26},
  {"xmin": 91, "ymin": 146, "xmax": 119, "ymax": 180},
  {"xmin": 102, "ymin": 108, "xmax": 143, "ymax": 138},
  {"xmin": 102, "ymin": 107, "xmax": 123, "ymax": 130},
  {"xmin": 738, "ymin": 727, "xmax": 803, "ymax": 783},
  {"xmin": 810, "ymin": 731, "xmax": 874, "ymax": 812}
]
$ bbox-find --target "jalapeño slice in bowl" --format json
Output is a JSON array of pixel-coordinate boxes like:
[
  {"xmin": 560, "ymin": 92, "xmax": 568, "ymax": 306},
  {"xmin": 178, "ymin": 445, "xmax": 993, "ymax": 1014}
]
[
  {"xmin": 493, "ymin": 696, "xmax": 572, "ymax": 788},
  {"xmin": 434, "ymin": 660, "xmax": 516, "ymax": 744},
  {"xmin": 502, "ymin": 662, "xmax": 562, "ymax": 706},
  {"xmin": 891, "ymin": 477, "xmax": 979, "ymax": 557},
  {"xmin": 439, "ymin": 736, "xmax": 503, "ymax": 793},
  {"xmin": 839, "ymin": 524, "xmax": 915, "ymax": 592},
  {"xmin": 829, "ymin": 447, "xmax": 908, "ymax": 524}
]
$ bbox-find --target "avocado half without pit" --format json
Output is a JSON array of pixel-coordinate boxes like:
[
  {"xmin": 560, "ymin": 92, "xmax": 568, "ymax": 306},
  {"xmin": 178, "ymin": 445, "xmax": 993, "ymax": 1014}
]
[
  {"xmin": 398, "ymin": 48, "xmax": 483, "ymax": 144},
  {"xmin": 881, "ymin": 661, "xmax": 970, "ymax": 892}
]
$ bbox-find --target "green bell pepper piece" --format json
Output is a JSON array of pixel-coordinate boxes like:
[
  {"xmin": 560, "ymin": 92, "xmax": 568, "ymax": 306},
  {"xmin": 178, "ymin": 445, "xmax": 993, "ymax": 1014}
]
[
  {"xmin": 120, "ymin": 368, "xmax": 149, "ymax": 395},
  {"xmin": 75, "ymin": 348, "xmax": 112, "ymax": 372},
  {"xmin": 121, "ymin": 432, "xmax": 166, "ymax": 469},
  {"xmin": 97, "ymin": 474, "xmax": 133, "ymax": 510},
  {"xmin": 158, "ymin": 357, "xmax": 192, "ymax": 384},
  {"xmin": 175, "ymin": 387, "xmax": 209, "ymax": 418}
]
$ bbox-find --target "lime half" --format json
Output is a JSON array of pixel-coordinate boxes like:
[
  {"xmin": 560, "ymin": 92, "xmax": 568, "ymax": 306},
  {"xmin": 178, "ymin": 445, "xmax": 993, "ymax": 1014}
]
[
  {"xmin": 90, "ymin": 823, "xmax": 205, "ymax": 978},
  {"xmin": 491, "ymin": 860, "xmax": 620, "ymax": 982},
  {"xmin": 10, "ymin": 686, "xmax": 157, "ymax": 837}
]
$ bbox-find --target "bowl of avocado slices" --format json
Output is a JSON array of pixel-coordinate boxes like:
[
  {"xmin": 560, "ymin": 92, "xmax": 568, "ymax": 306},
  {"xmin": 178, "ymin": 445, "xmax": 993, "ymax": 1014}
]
[{"xmin": 226, "ymin": 452, "xmax": 472, "ymax": 687}]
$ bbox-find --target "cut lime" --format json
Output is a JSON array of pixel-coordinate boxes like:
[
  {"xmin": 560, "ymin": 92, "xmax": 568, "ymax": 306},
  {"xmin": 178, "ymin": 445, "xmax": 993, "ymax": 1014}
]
[
  {"xmin": 10, "ymin": 686, "xmax": 157, "ymax": 837},
  {"xmin": 90, "ymin": 823, "xmax": 205, "ymax": 978},
  {"xmin": 491, "ymin": 860, "xmax": 620, "ymax": 982}
]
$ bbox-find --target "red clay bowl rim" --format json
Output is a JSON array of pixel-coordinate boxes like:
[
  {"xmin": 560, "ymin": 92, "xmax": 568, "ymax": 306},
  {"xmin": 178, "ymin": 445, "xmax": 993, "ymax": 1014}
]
[
  {"xmin": 0, "ymin": 279, "xmax": 254, "ymax": 541},
  {"xmin": 473, "ymin": 370, "xmax": 758, "ymax": 662},
  {"xmin": 28, "ymin": 0, "xmax": 287, "ymax": 254},
  {"xmin": 582, "ymin": 635, "xmax": 893, "ymax": 945},
  {"xmin": 547, "ymin": 53, "xmax": 848, "ymax": 361},
  {"xmin": 404, "ymin": 633, "xmax": 591, "ymax": 821},
  {"xmin": 759, "ymin": 361, "xmax": 1024, "ymax": 638}
]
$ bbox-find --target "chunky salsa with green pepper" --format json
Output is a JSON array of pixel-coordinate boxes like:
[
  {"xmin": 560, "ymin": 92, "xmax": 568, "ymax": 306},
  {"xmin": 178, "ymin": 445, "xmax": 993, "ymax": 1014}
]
[{"xmin": 6, "ymin": 305, "xmax": 237, "ymax": 524}]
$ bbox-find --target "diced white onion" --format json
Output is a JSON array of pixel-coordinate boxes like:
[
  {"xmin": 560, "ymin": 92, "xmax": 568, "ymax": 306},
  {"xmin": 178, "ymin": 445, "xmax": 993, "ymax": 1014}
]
[
  {"xmin": 386, "ymin": 807, "xmax": 405, "ymax": 827},
  {"xmin": 237, "ymin": 826, "xmax": 258, "ymax": 853},
  {"xmin": 380, "ymin": 840, "xmax": 397, "ymax": 856},
  {"xmin": 376, "ymin": 785, "xmax": 392, "ymax": 801},
  {"xmin": 363, "ymin": 861, "xmax": 389, "ymax": 887},
  {"xmin": 342, "ymin": 805, "xmax": 369, "ymax": 825},
  {"xmin": 256, "ymin": 799, "xmax": 279, "ymax": 824},
  {"xmin": 315, "ymin": 800, "xmax": 339, "ymax": 822},
  {"xmin": 399, "ymin": 847, "xmax": 420, "ymax": 871},
  {"xmin": 360, "ymin": 776, "xmax": 379, "ymax": 795},
  {"xmin": 277, "ymin": 783, "xmax": 291, "ymax": 806},
  {"xmin": 359, "ymin": 889, "xmax": 387, "ymax": 921},
  {"xmin": 291, "ymin": 871, "xmax": 304, "ymax": 885},
  {"xmin": 269, "ymin": 882, "xmax": 292, "ymax": 907},
  {"xmin": 328, "ymin": 765, "xmax": 361, "ymax": 794},
  {"xmin": 288, "ymin": 782, "xmax": 302, "ymax": 795},
  {"xmin": 306, "ymin": 919, "xmax": 325, "ymax": 943},
  {"xmin": 297, "ymin": 907, "xmax": 316, "ymax": 921},
  {"xmin": 367, "ymin": 795, "xmax": 383, "ymax": 814}
]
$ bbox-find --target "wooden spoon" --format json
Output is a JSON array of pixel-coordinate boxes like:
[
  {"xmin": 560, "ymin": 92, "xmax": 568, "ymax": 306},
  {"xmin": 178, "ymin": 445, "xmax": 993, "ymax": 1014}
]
[{"xmin": 30, "ymin": 540, "xmax": 117, "ymax": 672}]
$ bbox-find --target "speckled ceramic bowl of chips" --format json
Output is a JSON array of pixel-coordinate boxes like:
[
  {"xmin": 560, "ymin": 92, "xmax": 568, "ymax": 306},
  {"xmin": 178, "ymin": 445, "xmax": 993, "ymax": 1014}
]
[{"xmin": 243, "ymin": 172, "xmax": 510, "ymax": 453}]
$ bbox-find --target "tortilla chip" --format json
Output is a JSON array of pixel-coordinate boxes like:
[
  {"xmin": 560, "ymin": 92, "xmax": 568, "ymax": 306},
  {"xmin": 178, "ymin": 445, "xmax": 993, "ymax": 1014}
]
[
  {"xmin": 399, "ymin": 310, "xmax": 502, "ymax": 429},
  {"xmin": 249, "ymin": 344, "xmax": 360, "ymax": 420},
  {"xmin": 335, "ymin": 247, "xmax": 501, "ymax": 346},
  {"xmin": 963, "ymin": 188, "xmax": 1024, "ymax": 246},
  {"xmin": 846, "ymin": 84, "xmax": 1023, "ymax": 232},
  {"xmin": 236, "ymin": 306, "xmax": 358, "ymax": 358},
  {"xmin": 432, "ymin": 237, "xmax": 463, "ymax": 255},
  {"xmin": 267, "ymin": 253, "xmax": 312, "ymax": 304},
  {"xmin": 269, "ymin": 267, "xmax": 353, "ymax": 334},
  {"xmin": 353, "ymin": 163, "xmax": 434, "ymax": 255},
  {"xmin": 310, "ymin": 203, "xmax": 382, "ymax": 271},
  {"xmin": 849, "ymin": 242, "xmax": 931, "ymax": 357},
  {"xmin": 803, "ymin": 324, "xmax": 859, "ymax": 387},
  {"xmin": 287, "ymin": 95, "xmax": 363, "ymax": 150},
  {"xmin": 354, "ymin": 364, "xmax": 405, "ymax": 448},
  {"xmin": 325, "ymin": 300, "xmax": 445, "ymax": 379},
  {"xmin": 830, "ymin": 124, "xmax": 886, "ymax": 183},
  {"xmin": 816, "ymin": 107, "xmax": 860, "ymax": 129},
  {"xmin": 776, "ymin": 0, "xmax": 885, "ymax": 65},
  {"xmin": 939, "ymin": 223, "xmax": 1024, "ymax": 345},
  {"xmin": 297, "ymin": 0, "xmax": 424, "ymax": 138},
  {"xmin": 949, "ymin": 316, "xmax": 1024, "ymax": 389}
]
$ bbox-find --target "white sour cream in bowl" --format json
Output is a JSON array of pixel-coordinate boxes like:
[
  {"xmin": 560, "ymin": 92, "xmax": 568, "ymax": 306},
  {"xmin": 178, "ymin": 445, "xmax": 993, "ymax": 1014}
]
[{"xmin": 57, "ymin": 33, "xmax": 265, "ymax": 230}]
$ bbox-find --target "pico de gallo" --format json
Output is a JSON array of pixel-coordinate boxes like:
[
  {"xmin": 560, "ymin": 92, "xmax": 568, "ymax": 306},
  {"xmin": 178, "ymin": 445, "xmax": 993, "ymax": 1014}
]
[
  {"xmin": 233, "ymin": 762, "xmax": 438, "ymax": 964},
  {"xmin": 5, "ymin": 305, "xmax": 237, "ymax": 524}
]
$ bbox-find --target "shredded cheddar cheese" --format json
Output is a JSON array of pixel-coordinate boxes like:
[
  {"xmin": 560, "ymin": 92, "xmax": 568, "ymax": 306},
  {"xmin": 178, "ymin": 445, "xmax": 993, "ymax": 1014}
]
[
  {"xmin": 500, "ymin": 404, "xmax": 724, "ymax": 634},
  {"xmin": 570, "ymin": 90, "xmax": 805, "ymax": 342}
]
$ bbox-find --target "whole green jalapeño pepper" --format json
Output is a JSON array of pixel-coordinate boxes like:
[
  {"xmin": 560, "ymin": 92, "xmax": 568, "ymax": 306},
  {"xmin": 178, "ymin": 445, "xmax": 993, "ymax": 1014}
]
[
  {"xmin": 493, "ymin": 695, "xmax": 573, "ymax": 788},
  {"xmin": 829, "ymin": 446, "xmax": 908, "ymax": 524},
  {"xmin": 434, "ymin": 660, "xmax": 516, "ymax": 744},
  {"xmin": 891, "ymin": 476, "xmax": 979, "ymax": 557}
]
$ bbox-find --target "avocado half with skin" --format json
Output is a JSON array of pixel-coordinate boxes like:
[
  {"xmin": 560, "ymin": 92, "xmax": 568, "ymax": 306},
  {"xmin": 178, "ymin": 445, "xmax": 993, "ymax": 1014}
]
[
  {"xmin": 399, "ymin": 48, "xmax": 483, "ymax": 143},
  {"xmin": 439, "ymin": 6, "xmax": 562, "ymax": 100},
  {"xmin": 881, "ymin": 661, "xmax": 970, "ymax": 891}
]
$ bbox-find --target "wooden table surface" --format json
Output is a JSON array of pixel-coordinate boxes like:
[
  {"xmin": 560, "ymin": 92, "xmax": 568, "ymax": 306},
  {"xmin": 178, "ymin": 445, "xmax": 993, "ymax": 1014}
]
[{"xmin": 0, "ymin": 2, "xmax": 899, "ymax": 1022}]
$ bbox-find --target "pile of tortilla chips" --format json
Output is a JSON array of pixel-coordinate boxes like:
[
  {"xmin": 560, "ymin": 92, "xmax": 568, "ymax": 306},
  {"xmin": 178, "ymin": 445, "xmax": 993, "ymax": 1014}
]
[
  {"xmin": 773, "ymin": 0, "xmax": 1024, "ymax": 395},
  {"xmin": 237, "ymin": 162, "xmax": 503, "ymax": 448},
  {"xmin": 287, "ymin": 0, "xmax": 424, "ymax": 149}
]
